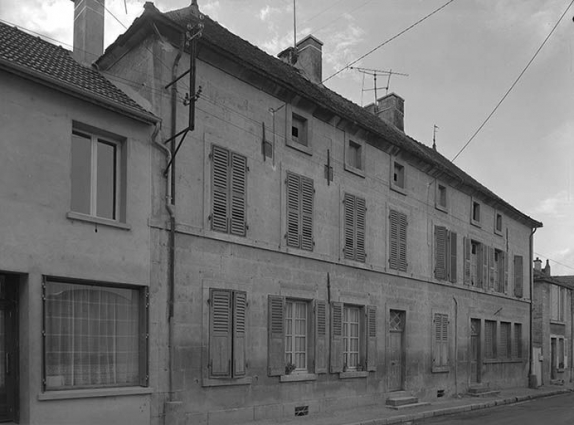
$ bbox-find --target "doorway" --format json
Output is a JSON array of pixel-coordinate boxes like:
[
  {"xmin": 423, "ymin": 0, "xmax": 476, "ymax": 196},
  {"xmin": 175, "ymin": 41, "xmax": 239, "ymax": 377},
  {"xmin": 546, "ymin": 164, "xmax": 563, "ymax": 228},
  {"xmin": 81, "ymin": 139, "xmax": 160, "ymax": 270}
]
[
  {"xmin": 0, "ymin": 275, "xmax": 18, "ymax": 423},
  {"xmin": 388, "ymin": 310, "xmax": 405, "ymax": 391}
]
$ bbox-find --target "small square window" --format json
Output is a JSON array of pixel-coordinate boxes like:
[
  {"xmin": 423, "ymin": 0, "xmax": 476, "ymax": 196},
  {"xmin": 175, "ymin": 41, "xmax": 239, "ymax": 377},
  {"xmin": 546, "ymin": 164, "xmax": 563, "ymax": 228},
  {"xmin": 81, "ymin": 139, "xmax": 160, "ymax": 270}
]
[
  {"xmin": 291, "ymin": 114, "xmax": 308, "ymax": 147},
  {"xmin": 348, "ymin": 141, "xmax": 363, "ymax": 170},
  {"xmin": 471, "ymin": 200, "xmax": 481, "ymax": 226},
  {"xmin": 393, "ymin": 162, "xmax": 405, "ymax": 188},
  {"xmin": 437, "ymin": 184, "xmax": 447, "ymax": 210},
  {"xmin": 495, "ymin": 213, "xmax": 503, "ymax": 234}
]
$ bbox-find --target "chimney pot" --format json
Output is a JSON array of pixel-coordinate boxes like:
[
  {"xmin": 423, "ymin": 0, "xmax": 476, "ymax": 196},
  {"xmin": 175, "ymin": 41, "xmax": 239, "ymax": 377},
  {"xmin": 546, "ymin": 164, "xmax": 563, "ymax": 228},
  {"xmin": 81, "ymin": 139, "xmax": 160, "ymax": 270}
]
[
  {"xmin": 71, "ymin": 0, "xmax": 105, "ymax": 65},
  {"xmin": 278, "ymin": 35, "xmax": 323, "ymax": 84},
  {"xmin": 534, "ymin": 257, "xmax": 542, "ymax": 272}
]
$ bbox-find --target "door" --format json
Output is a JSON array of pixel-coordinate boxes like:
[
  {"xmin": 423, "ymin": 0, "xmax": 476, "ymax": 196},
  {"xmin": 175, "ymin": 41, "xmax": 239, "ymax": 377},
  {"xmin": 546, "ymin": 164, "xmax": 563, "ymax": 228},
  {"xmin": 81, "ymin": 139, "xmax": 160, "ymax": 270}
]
[
  {"xmin": 0, "ymin": 275, "xmax": 18, "ymax": 423},
  {"xmin": 470, "ymin": 319, "xmax": 481, "ymax": 383},
  {"xmin": 388, "ymin": 310, "xmax": 405, "ymax": 391},
  {"xmin": 551, "ymin": 338, "xmax": 557, "ymax": 380}
]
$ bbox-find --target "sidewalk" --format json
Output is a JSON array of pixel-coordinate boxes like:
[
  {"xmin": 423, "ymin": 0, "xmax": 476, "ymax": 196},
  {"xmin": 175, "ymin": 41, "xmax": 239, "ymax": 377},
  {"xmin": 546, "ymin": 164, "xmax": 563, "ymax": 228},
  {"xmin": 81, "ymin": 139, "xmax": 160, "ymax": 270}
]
[{"xmin": 253, "ymin": 384, "xmax": 574, "ymax": 425}]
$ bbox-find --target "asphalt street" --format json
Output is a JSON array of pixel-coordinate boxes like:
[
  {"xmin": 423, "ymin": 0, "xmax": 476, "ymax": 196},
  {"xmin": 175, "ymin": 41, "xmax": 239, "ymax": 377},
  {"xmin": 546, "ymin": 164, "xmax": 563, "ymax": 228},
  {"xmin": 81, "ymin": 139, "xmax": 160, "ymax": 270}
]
[{"xmin": 415, "ymin": 392, "xmax": 574, "ymax": 425}]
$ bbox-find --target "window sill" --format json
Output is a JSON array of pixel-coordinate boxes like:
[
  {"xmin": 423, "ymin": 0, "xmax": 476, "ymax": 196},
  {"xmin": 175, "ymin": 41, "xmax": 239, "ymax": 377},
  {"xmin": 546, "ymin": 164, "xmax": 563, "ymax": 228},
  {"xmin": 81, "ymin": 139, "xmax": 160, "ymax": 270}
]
[
  {"xmin": 344, "ymin": 163, "xmax": 365, "ymax": 178},
  {"xmin": 67, "ymin": 211, "xmax": 131, "ymax": 231},
  {"xmin": 470, "ymin": 219, "xmax": 481, "ymax": 228},
  {"xmin": 435, "ymin": 203, "xmax": 448, "ymax": 213},
  {"xmin": 339, "ymin": 371, "xmax": 369, "ymax": 379},
  {"xmin": 38, "ymin": 386, "xmax": 152, "ymax": 401},
  {"xmin": 550, "ymin": 320, "xmax": 566, "ymax": 326},
  {"xmin": 494, "ymin": 229, "xmax": 503, "ymax": 236},
  {"xmin": 483, "ymin": 358, "xmax": 522, "ymax": 364},
  {"xmin": 390, "ymin": 184, "xmax": 407, "ymax": 196},
  {"xmin": 280, "ymin": 373, "xmax": 317, "ymax": 382},
  {"xmin": 431, "ymin": 366, "xmax": 450, "ymax": 373},
  {"xmin": 286, "ymin": 139, "xmax": 312, "ymax": 156},
  {"xmin": 202, "ymin": 377, "xmax": 253, "ymax": 387}
]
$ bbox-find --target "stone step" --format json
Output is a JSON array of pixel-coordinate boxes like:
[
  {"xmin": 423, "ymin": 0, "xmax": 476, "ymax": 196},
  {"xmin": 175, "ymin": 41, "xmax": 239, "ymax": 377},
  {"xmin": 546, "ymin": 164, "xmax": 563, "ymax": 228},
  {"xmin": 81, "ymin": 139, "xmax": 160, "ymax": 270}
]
[
  {"xmin": 386, "ymin": 396, "xmax": 419, "ymax": 407},
  {"xmin": 468, "ymin": 386, "xmax": 491, "ymax": 394},
  {"xmin": 387, "ymin": 401, "xmax": 431, "ymax": 411}
]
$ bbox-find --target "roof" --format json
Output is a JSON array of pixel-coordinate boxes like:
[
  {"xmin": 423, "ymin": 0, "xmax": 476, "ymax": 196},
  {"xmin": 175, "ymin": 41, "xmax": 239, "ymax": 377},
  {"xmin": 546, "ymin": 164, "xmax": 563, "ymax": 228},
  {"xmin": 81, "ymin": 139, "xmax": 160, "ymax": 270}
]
[
  {"xmin": 534, "ymin": 270, "xmax": 574, "ymax": 289},
  {"xmin": 101, "ymin": 4, "xmax": 542, "ymax": 227},
  {"xmin": 0, "ymin": 22, "xmax": 157, "ymax": 124}
]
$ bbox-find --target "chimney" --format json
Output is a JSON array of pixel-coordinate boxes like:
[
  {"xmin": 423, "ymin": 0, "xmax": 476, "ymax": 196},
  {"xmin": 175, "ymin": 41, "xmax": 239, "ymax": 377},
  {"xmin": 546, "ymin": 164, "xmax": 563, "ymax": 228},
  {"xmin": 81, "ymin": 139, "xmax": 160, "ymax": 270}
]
[
  {"xmin": 278, "ymin": 35, "xmax": 323, "ymax": 85},
  {"xmin": 371, "ymin": 93, "xmax": 405, "ymax": 131},
  {"xmin": 534, "ymin": 257, "xmax": 542, "ymax": 272},
  {"xmin": 544, "ymin": 259, "xmax": 551, "ymax": 276},
  {"xmin": 71, "ymin": 0, "xmax": 105, "ymax": 65}
]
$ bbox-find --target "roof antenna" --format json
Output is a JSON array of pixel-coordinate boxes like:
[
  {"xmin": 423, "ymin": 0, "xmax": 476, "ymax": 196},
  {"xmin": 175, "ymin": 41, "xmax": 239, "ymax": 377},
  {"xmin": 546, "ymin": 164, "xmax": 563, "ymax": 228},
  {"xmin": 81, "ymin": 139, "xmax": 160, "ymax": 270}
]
[
  {"xmin": 350, "ymin": 67, "xmax": 408, "ymax": 108},
  {"xmin": 433, "ymin": 125, "xmax": 439, "ymax": 151},
  {"xmin": 293, "ymin": 0, "xmax": 297, "ymax": 50}
]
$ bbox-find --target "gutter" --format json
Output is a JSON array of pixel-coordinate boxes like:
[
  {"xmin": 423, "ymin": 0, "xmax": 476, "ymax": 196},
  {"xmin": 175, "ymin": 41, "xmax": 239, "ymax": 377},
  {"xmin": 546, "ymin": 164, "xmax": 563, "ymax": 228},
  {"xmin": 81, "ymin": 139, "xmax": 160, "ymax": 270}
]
[{"xmin": 529, "ymin": 226, "xmax": 539, "ymax": 386}]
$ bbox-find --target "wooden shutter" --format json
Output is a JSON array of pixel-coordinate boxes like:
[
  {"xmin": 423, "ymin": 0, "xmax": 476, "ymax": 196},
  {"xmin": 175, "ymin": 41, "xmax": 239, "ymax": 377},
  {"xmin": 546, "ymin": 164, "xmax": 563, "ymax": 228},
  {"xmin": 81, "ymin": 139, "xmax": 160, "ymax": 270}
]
[
  {"xmin": 432, "ymin": 313, "xmax": 448, "ymax": 371},
  {"xmin": 330, "ymin": 302, "xmax": 344, "ymax": 373},
  {"xmin": 434, "ymin": 226, "xmax": 447, "ymax": 280},
  {"xmin": 449, "ymin": 231, "xmax": 457, "ymax": 283},
  {"xmin": 463, "ymin": 237, "xmax": 471, "ymax": 285},
  {"xmin": 211, "ymin": 146, "xmax": 230, "ymax": 233},
  {"xmin": 267, "ymin": 295, "xmax": 285, "ymax": 376},
  {"xmin": 230, "ymin": 153, "xmax": 247, "ymax": 236},
  {"xmin": 301, "ymin": 176, "xmax": 314, "ymax": 251},
  {"xmin": 488, "ymin": 247, "xmax": 495, "ymax": 290},
  {"xmin": 398, "ymin": 212, "xmax": 408, "ymax": 271},
  {"xmin": 314, "ymin": 300, "xmax": 328, "ymax": 374},
  {"xmin": 478, "ymin": 244, "xmax": 487, "ymax": 289},
  {"xmin": 514, "ymin": 255, "xmax": 524, "ymax": 298},
  {"xmin": 209, "ymin": 289, "xmax": 232, "ymax": 377},
  {"xmin": 503, "ymin": 252, "xmax": 509, "ymax": 294},
  {"xmin": 233, "ymin": 291, "xmax": 247, "ymax": 376},
  {"xmin": 344, "ymin": 194, "xmax": 355, "ymax": 260},
  {"xmin": 366, "ymin": 305, "xmax": 377, "ymax": 372},
  {"xmin": 356, "ymin": 196, "xmax": 366, "ymax": 262},
  {"xmin": 286, "ymin": 173, "xmax": 301, "ymax": 248},
  {"xmin": 389, "ymin": 210, "xmax": 399, "ymax": 270}
]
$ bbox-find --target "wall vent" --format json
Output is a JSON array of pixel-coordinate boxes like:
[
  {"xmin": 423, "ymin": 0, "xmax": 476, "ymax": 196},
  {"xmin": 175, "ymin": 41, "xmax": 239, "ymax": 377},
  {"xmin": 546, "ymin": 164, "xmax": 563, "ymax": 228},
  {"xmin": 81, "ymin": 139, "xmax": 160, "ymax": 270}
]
[
  {"xmin": 295, "ymin": 405, "xmax": 309, "ymax": 416},
  {"xmin": 437, "ymin": 389, "xmax": 445, "ymax": 398}
]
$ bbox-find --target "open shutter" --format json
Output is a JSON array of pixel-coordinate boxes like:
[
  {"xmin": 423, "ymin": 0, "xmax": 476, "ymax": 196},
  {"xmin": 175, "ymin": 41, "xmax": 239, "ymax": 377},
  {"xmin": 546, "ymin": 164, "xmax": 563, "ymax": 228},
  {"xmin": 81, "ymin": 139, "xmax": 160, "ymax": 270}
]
[
  {"xmin": 434, "ymin": 226, "xmax": 447, "ymax": 280},
  {"xmin": 314, "ymin": 300, "xmax": 328, "ymax": 374},
  {"xmin": 230, "ymin": 153, "xmax": 247, "ymax": 236},
  {"xmin": 478, "ymin": 244, "xmax": 486, "ymax": 289},
  {"xmin": 441, "ymin": 314, "xmax": 449, "ymax": 367},
  {"xmin": 209, "ymin": 289, "xmax": 232, "ymax": 377},
  {"xmin": 389, "ymin": 210, "xmax": 399, "ymax": 270},
  {"xmin": 330, "ymin": 302, "xmax": 344, "ymax": 373},
  {"xmin": 343, "ymin": 194, "xmax": 355, "ymax": 260},
  {"xmin": 503, "ymin": 252, "xmax": 509, "ymax": 294},
  {"xmin": 463, "ymin": 237, "xmax": 471, "ymax": 285},
  {"xmin": 267, "ymin": 296, "xmax": 285, "ymax": 376},
  {"xmin": 233, "ymin": 291, "xmax": 247, "ymax": 376},
  {"xmin": 449, "ymin": 231, "xmax": 458, "ymax": 283},
  {"xmin": 488, "ymin": 247, "xmax": 495, "ymax": 290},
  {"xmin": 366, "ymin": 305, "xmax": 377, "ymax": 371},
  {"xmin": 301, "ymin": 176, "xmax": 314, "ymax": 251},
  {"xmin": 286, "ymin": 173, "xmax": 301, "ymax": 248},
  {"xmin": 514, "ymin": 255, "xmax": 524, "ymax": 298},
  {"xmin": 356, "ymin": 197, "xmax": 366, "ymax": 262},
  {"xmin": 398, "ymin": 212, "xmax": 408, "ymax": 271},
  {"xmin": 211, "ymin": 146, "xmax": 230, "ymax": 233}
]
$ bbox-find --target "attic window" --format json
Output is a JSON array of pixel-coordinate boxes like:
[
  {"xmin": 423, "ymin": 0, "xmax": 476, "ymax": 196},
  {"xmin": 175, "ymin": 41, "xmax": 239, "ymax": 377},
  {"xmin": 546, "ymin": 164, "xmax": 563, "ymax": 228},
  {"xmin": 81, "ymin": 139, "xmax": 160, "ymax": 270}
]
[
  {"xmin": 291, "ymin": 114, "xmax": 307, "ymax": 147},
  {"xmin": 436, "ymin": 184, "xmax": 447, "ymax": 211},
  {"xmin": 471, "ymin": 200, "xmax": 481, "ymax": 227},
  {"xmin": 495, "ymin": 213, "xmax": 503, "ymax": 235},
  {"xmin": 285, "ymin": 107, "xmax": 313, "ymax": 155}
]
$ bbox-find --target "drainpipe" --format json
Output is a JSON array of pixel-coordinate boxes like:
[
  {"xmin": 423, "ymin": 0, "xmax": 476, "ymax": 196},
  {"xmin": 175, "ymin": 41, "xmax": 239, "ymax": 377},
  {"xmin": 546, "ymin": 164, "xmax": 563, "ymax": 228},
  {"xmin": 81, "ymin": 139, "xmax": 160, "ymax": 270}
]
[
  {"xmin": 528, "ymin": 227, "xmax": 538, "ymax": 387},
  {"xmin": 453, "ymin": 296, "xmax": 458, "ymax": 396}
]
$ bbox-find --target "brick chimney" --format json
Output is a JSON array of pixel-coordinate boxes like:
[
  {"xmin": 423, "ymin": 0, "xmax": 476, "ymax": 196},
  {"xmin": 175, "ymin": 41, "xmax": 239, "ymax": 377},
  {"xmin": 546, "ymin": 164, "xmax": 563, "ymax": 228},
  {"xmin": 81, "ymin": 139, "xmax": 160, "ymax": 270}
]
[
  {"xmin": 278, "ymin": 35, "xmax": 323, "ymax": 85},
  {"xmin": 70, "ymin": 0, "xmax": 105, "ymax": 65},
  {"xmin": 367, "ymin": 93, "xmax": 405, "ymax": 131}
]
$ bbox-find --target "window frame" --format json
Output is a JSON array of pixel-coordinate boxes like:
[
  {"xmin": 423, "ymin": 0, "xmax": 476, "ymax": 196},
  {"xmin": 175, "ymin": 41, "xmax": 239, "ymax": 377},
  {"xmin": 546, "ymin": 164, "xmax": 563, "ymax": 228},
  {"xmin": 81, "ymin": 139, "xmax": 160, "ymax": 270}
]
[
  {"xmin": 285, "ymin": 105, "xmax": 313, "ymax": 155},
  {"xmin": 344, "ymin": 135, "xmax": 365, "ymax": 177},
  {"xmin": 285, "ymin": 172, "xmax": 314, "ymax": 251},
  {"xmin": 391, "ymin": 159, "xmax": 407, "ymax": 195},
  {"xmin": 431, "ymin": 312, "xmax": 450, "ymax": 373},
  {"xmin": 435, "ymin": 183, "xmax": 448, "ymax": 212},
  {"xmin": 513, "ymin": 323, "xmax": 523, "ymax": 359},
  {"xmin": 42, "ymin": 276, "xmax": 148, "ymax": 391},
  {"xmin": 484, "ymin": 320, "xmax": 497, "ymax": 360},
  {"xmin": 434, "ymin": 225, "xmax": 457, "ymax": 283},
  {"xmin": 551, "ymin": 335, "xmax": 568, "ymax": 371},
  {"xmin": 514, "ymin": 255, "xmax": 524, "ymax": 298},
  {"xmin": 494, "ymin": 212, "xmax": 503, "ymax": 236},
  {"xmin": 471, "ymin": 199, "xmax": 482, "ymax": 227},
  {"xmin": 499, "ymin": 322, "xmax": 512, "ymax": 360}
]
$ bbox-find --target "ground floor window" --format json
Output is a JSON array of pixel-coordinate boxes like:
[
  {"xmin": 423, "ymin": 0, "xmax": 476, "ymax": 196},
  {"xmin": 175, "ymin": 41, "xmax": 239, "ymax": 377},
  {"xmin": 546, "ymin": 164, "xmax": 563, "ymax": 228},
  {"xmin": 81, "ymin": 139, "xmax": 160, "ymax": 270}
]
[
  {"xmin": 285, "ymin": 300, "xmax": 308, "ymax": 372},
  {"xmin": 43, "ymin": 278, "xmax": 148, "ymax": 390},
  {"xmin": 343, "ymin": 306, "xmax": 360, "ymax": 370}
]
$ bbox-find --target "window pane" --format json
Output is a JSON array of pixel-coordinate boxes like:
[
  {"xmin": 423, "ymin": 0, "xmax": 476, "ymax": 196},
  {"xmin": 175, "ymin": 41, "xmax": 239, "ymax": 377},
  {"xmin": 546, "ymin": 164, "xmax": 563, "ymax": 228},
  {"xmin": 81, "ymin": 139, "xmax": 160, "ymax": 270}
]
[
  {"xmin": 71, "ymin": 133, "xmax": 92, "ymax": 215},
  {"xmin": 96, "ymin": 141, "xmax": 117, "ymax": 220},
  {"xmin": 44, "ymin": 281, "xmax": 140, "ymax": 389}
]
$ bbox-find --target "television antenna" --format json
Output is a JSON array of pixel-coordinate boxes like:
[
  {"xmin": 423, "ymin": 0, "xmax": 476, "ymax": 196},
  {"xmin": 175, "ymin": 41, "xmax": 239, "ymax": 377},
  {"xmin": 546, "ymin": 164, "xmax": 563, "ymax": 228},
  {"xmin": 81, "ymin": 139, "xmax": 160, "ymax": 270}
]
[{"xmin": 350, "ymin": 67, "xmax": 408, "ymax": 108}]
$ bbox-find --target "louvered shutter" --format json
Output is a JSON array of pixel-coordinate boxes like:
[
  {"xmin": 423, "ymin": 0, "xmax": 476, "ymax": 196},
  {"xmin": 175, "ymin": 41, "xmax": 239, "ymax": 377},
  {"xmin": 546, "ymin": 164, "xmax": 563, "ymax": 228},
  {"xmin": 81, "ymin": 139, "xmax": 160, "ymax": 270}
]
[
  {"xmin": 356, "ymin": 196, "xmax": 366, "ymax": 262},
  {"xmin": 314, "ymin": 300, "xmax": 328, "ymax": 374},
  {"xmin": 233, "ymin": 291, "xmax": 247, "ymax": 376},
  {"xmin": 432, "ymin": 313, "xmax": 448, "ymax": 371},
  {"xmin": 514, "ymin": 255, "xmax": 523, "ymax": 298},
  {"xmin": 301, "ymin": 176, "xmax": 314, "ymax": 251},
  {"xmin": 478, "ymin": 244, "xmax": 486, "ymax": 289},
  {"xmin": 441, "ymin": 314, "xmax": 449, "ymax": 367},
  {"xmin": 286, "ymin": 173, "xmax": 301, "ymax": 248},
  {"xmin": 488, "ymin": 247, "xmax": 495, "ymax": 291},
  {"xmin": 434, "ymin": 226, "xmax": 447, "ymax": 280},
  {"xmin": 398, "ymin": 212, "xmax": 408, "ymax": 271},
  {"xmin": 330, "ymin": 302, "xmax": 344, "ymax": 373},
  {"xmin": 230, "ymin": 153, "xmax": 247, "ymax": 236},
  {"xmin": 463, "ymin": 237, "xmax": 471, "ymax": 285},
  {"xmin": 211, "ymin": 146, "xmax": 230, "ymax": 233},
  {"xmin": 366, "ymin": 305, "xmax": 377, "ymax": 371},
  {"xmin": 503, "ymin": 252, "xmax": 509, "ymax": 294},
  {"xmin": 209, "ymin": 289, "xmax": 232, "ymax": 377},
  {"xmin": 344, "ymin": 194, "xmax": 355, "ymax": 260},
  {"xmin": 267, "ymin": 296, "xmax": 285, "ymax": 376},
  {"xmin": 389, "ymin": 210, "xmax": 399, "ymax": 270},
  {"xmin": 449, "ymin": 232, "xmax": 457, "ymax": 283}
]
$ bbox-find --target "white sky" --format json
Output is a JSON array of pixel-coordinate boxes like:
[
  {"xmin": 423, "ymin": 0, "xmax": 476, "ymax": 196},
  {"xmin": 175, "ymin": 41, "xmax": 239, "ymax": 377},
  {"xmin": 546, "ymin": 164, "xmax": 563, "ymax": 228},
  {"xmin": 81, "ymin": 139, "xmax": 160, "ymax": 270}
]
[{"xmin": 2, "ymin": 0, "xmax": 574, "ymax": 274}]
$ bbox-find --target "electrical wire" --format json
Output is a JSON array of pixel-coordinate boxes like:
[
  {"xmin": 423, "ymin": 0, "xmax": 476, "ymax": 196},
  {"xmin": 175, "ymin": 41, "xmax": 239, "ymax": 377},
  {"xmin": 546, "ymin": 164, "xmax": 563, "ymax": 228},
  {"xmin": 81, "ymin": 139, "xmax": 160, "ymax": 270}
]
[
  {"xmin": 451, "ymin": 0, "xmax": 574, "ymax": 163},
  {"xmin": 534, "ymin": 253, "xmax": 574, "ymax": 273},
  {"xmin": 322, "ymin": 0, "xmax": 457, "ymax": 83}
]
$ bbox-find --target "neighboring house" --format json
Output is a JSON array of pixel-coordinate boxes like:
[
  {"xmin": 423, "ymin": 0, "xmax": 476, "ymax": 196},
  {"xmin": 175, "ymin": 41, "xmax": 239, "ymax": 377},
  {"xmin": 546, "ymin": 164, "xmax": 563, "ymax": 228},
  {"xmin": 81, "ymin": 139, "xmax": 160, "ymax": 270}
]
[
  {"xmin": 0, "ymin": 12, "xmax": 158, "ymax": 425},
  {"xmin": 95, "ymin": 2, "xmax": 542, "ymax": 425},
  {"xmin": 532, "ymin": 259, "xmax": 573, "ymax": 386}
]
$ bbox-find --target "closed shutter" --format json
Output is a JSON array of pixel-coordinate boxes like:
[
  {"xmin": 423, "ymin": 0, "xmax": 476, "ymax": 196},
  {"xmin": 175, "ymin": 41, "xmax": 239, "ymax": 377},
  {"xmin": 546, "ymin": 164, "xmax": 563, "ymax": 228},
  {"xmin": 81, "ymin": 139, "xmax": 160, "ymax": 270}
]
[
  {"xmin": 209, "ymin": 289, "xmax": 232, "ymax": 377},
  {"xmin": 233, "ymin": 291, "xmax": 247, "ymax": 376},
  {"xmin": 314, "ymin": 300, "xmax": 328, "ymax": 374},
  {"xmin": 499, "ymin": 323, "xmax": 509, "ymax": 359},
  {"xmin": 398, "ymin": 212, "xmax": 408, "ymax": 271},
  {"xmin": 434, "ymin": 226, "xmax": 447, "ymax": 280},
  {"xmin": 356, "ymin": 196, "xmax": 366, "ymax": 262},
  {"xmin": 432, "ymin": 313, "xmax": 448, "ymax": 371},
  {"xmin": 267, "ymin": 296, "xmax": 285, "ymax": 376},
  {"xmin": 449, "ymin": 232, "xmax": 457, "ymax": 283},
  {"xmin": 211, "ymin": 146, "xmax": 230, "ymax": 233},
  {"xmin": 503, "ymin": 252, "xmax": 509, "ymax": 294},
  {"xmin": 301, "ymin": 176, "xmax": 314, "ymax": 251},
  {"xmin": 230, "ymin": 153, "xmax": 247, "ymax": 236},
  {"xmin": 479, "ymin": 244, "xmax": 487, "ymax": 289},
  {"xmin": 286, "ymin": 173, "xmax": 301, "ymax": 248},
  {"xmin": 330, "ymin": 302, "xmax": 344, "ymax": 373},
  {"xmin": 366, "ymin": 305, "xmax": 377, "ymax": 371},
  {"xmin": 389, "ymin": 210, "xmax": 407, "ymax": 270},
  {"xmin": 488, "ymin": 247, "xmax": 495, "ymax": 291},
  {"xmin": 485, "ymin": 321, "xmax": 495, "ymax": 358},
  {"xmin": 344, "ymin": 194, "xmax": 355, "ymax": 260},
  {"xmin": 463, "ymin": 237, "xmax": 471, "ymax": 285},
  {"xmin": 514, "ymin": 256, "xmax": 523, "ymax": 298}
]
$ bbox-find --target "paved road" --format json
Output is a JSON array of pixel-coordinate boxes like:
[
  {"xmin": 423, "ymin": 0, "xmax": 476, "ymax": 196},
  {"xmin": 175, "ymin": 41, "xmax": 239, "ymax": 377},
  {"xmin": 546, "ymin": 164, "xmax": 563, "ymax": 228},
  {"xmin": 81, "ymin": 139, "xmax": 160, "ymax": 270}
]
[{"xmin": 415, "ymin": 392, "xmax": 574, "ymax": 425}]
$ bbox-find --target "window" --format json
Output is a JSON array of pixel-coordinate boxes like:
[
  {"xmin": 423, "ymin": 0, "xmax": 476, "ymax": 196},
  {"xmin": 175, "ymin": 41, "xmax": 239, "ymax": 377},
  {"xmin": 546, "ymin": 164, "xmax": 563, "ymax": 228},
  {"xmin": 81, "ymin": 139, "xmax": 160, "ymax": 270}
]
[
  {"xmin": 550, "ymin": 285, "xmax": 567, "ymax": 322},
  {"xmin": 434, "ymin": 226, "xmax": 457, "ymax": 283},
  {"xmin": 285, "ymin": 107, "xmax": 313, "ymax": 154},
  {"xmin": 495, "ymin": 213, "xmax": 503, "ymax": 235},
  {"xmin": 343, "ymin": 193, "xmax": 366, "ymax": 262},
  {"xmin": 286, "ymin": 172, "xmax": 314, "ymax": 251},
  {"xmin": 464, "ymin": 238, "xmax": 485, "ymax": 288},
  {"xmin": 393, "ymin": 162, "xmax": 405, "ymax": 189},
  {"xmin": 500, "ymin": 322, "xmax": 511, "ymax": 359},
  {"xmin": 485, "ymin": 320, "xmax": 496, "ymax": 359},
  {"xmin": 493, "ymin": 249, "xmax": 507, "ymax": 293},
  {"xmin": 432, "ymin": 313, "xmax": 449, "ymax": 372},
  {"xmin": 209, "ymin": 289, "xmax": 247, "ymax": 379},
  {"xmin": 43, "ymin": 279, "xmax": 147, "ymax": 390},
  {"xmin": 71, "ymin": 130, "xmax": 124, "ymax": 221},
  {"xmin": 267, "ymin": 297, "xmax": 327, "ymax": 376},
  {"xmin": 436, "ymin": 184, "xmax": 448, "ymax": 210},
  {"xmin": 514, "ymin": 256, "xmax": 524, "ymax": 298},
  {"xmin": 471, "ymin": 200, "xmax": 481, "ymax": 226},
  {"xmin": 551, "ymin": 336, "xmax": 568, "ymax": 370},
  {"xmin": 389, "ymin": 210, "xmax": 408, "ymax": 271},
  {"xmin": 330, "ymin": 302, "xmax": 376, "ymax": 373},
  {"xmin": 348, "ymin": 140, "xmax": 363, "ymax": 170},
  {"xmin": 514, "ymin": 323, "xmax": 522, "ymax": 359},
  {"xmin": 211, "ymin": 145, "xmax": 247, "ymax": 236},
  {"xmin": 291, "ymin": 113, "xmax": 308, "ymax": 147}
]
